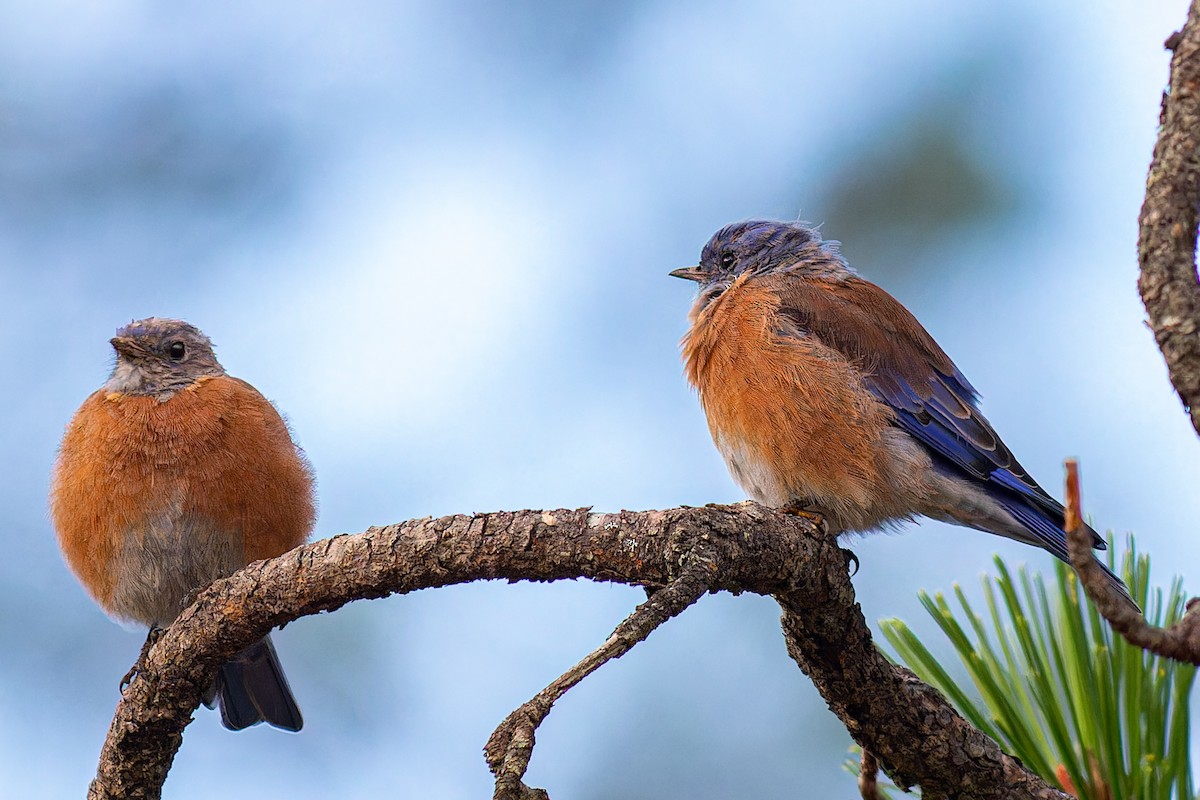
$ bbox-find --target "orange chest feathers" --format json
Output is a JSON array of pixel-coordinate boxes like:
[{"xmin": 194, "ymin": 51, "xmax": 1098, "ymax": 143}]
[
  {"xmin": 679, "ymin": 275, "xmax": 890, "ymax": 507},
  {"xmin": 50, "ymin": 376, "xmax": 315, "ymax": 610}
]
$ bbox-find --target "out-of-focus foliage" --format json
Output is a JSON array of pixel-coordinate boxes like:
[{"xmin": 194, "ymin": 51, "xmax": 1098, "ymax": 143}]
[{"xmin": 817, "ymin": 58, "xmax": 1022, "ymax": 280}]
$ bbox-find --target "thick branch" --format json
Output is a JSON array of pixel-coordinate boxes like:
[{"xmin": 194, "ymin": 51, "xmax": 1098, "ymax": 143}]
[
  {"xmin": 90, "ymin": 503, "xmax": 1063, "ymax": 799},
  {"xmin": 776, "ymin": 560, "xmax": 1067, "ymax": 799},
  {"xmin": 90, "ymin": 504, "xmax": 811, "ymax": 798},
  {"xmin": 1138, "ymin": 0, "xmax": 1200, "ymax": 436}
]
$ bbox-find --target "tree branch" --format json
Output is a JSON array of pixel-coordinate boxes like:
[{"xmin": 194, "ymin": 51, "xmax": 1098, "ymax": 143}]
[
  {"xmin": 776, "ymin": 561, "xmax": 1066, "ymax": 799},
  {"xmin": 1138, "ymin": 0, "xmax": 1200, "ymax": 436},
  {"xmin": 859, "ymin": 749, "xmax": 881, "ymax": 800},
  {"xmin": 89, "ymin": 503, "xmax": 1066, "ymax": 799},
  {"xmin": 1063, "ymin": 459, "xmax": 1200, "ymax": 663},
  {"xmin": 485, "ymin": 556, "xmax": 713, "ymax": 799}
]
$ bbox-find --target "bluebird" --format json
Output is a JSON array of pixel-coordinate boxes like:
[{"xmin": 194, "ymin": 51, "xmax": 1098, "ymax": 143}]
[
  {"xmin": 672, "ymin": 220, "xmax": 1133, "ymax": 605},
  {"xmin": 51, "ymin": 318, "xmax": 316, "ymax": 730}
]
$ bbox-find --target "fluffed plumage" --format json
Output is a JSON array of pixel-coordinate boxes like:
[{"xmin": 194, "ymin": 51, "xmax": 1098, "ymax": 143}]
[
  {"xmin": 673, "ymin": 220, "xmax": 1133, "ymax": 607},
  {"xmin": 52, "ymin": 317, "xmax": 314, "ymax": 731}
]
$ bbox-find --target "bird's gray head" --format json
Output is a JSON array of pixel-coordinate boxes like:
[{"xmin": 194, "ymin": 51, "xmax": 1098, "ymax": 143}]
[
  {"xmin": 670, "ymin": 220, "xmax": 853, "ymax": 306},
  {"xmin": 105, "ymin": 317, "xmax": 225, "ymax": 397}
]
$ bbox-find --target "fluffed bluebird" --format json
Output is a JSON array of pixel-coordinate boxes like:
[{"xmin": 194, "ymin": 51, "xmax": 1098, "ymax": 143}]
[
  {"xmin": 672, "ymin": 220, "xmax": 1133, "ymax": 605},
  {"xmin": 51, "ymin": 318, "xmax": 316, "ymax": 731}
]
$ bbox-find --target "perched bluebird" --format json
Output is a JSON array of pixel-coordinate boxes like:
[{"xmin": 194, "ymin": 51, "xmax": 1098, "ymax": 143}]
[
  {"xmin": 672, "ymin": 220, "xmax": 1133, "ymax": 605},
  {"xmin": 51, "ymin": 318, "xmax": 316, "ymax": 731}
]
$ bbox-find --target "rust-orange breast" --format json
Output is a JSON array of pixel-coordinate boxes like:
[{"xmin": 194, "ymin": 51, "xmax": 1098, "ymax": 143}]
[
  {"xmin": 681, "ymin": 274, "xmax": 891, "ymax": 508},
  {"xmin": 50, "ymin": 375, "xmax": 315, "ymax": 612}
]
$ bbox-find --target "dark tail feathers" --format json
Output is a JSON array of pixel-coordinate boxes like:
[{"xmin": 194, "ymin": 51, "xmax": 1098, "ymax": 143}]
[
  {"xmin": 209, "ymin": 635, "xmax": 303, "ymax": 732},
  {"xmin": 995, "ymin": 495, "xmax": 1140, "ymax": 613}
]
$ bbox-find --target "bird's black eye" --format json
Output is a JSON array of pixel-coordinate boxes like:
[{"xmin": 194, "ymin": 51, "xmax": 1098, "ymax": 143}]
[
  {"xmin": 167, "ymin": 341, "xmax": 186, "ymax": 361},
  {"xmin": 719, "ymin": 252, "xmax": 736, "ymax": 268}
]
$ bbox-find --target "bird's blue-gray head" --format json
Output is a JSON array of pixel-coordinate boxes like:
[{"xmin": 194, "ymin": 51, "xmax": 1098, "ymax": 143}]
[
  {"xmin": 105, "ymin": 317, "xmax": 225, "ymax": 397},
  {"xmin": 670, "ymin": 220, "xmax": 853, "ymax": 306}
]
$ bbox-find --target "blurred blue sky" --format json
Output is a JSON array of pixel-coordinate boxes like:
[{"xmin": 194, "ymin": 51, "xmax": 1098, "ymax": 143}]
[{"xmin": 3, "ymin": 0, "xmax": 1196, "ymax": 797}]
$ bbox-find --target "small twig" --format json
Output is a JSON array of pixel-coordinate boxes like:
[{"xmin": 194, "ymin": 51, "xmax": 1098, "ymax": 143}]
[
  {"xmin": 484, "ymin": 556, "xmax": 714, "ymax": 800},
  {"xmin": 1064, "ymin": 459, "xmax": 1200, "ymax": 663},
  {"xmin": 859, "ymin": 748, "xmax": 881, "ymax": 800}
]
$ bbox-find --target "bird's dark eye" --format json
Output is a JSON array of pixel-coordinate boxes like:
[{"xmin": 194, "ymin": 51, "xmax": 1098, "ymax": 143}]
[
  {"xmin": 167, "ymin": 341, "xmax": 186, "ymax": 361},
  {"xmin": 719, "ymin": 252, "xmax": 736, "ymax": 268}
]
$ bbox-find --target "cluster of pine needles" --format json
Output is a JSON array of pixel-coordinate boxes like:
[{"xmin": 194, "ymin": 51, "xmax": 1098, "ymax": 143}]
[{"xmin": 847, "ymin": 538, "xmax": 1196, "ymax": 800}]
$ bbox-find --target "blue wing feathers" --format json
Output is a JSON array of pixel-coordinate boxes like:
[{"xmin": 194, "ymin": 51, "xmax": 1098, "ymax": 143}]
[
  {"xmin": 993, "ymin": 496, "xmax": 1124, "ymax": 586},
  {"xmin": 869, "ymin": 370, "xmax": 1108, "ymax": 553},
  {"xmin": 773, "ymin": 277, "xmax": 1131, "ymax": 604},
  {"xmin": 889, "ymin": 406, "xmax": 993, "ymax": 480}
]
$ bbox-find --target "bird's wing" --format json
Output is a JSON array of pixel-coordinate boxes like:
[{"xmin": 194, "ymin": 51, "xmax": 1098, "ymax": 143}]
[{"xmin": 773, "ymin": 276, "xmax": 1100, "ymax": 549}]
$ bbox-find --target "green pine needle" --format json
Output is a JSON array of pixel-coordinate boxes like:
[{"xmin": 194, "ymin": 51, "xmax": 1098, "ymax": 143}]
[{"xmin": 850, "ymin": 536, "xmax": 1195, "ymax": 800}]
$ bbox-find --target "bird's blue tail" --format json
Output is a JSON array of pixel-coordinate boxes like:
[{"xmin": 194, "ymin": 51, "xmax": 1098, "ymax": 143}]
[{"xmin": 209, "ymin": 635, "xmax": 303, "ymax": 732}]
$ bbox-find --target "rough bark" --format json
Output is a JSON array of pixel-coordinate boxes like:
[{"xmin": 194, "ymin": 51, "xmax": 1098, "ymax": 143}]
[
  {"xmin": 1139, "ymin": 0, "xmax": 1200, "ymax": 436},
  {"xmin": 89, "ymin": 503, "xmax": 1067, "ymax": 799},
  {"xmin": 775, "ymin": 541, "xmax": 1064, "ymax": 799}
]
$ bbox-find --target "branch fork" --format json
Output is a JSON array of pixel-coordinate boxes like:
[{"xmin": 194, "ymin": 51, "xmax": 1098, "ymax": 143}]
[{"xmin": 89, "ymin": 503, "xmax": 1067, "ymax": 800}]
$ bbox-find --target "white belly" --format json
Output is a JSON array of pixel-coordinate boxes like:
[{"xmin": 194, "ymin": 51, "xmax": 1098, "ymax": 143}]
[{"xmin": 713, "ymin": 431, "xmax": 791, "ymax": 507}]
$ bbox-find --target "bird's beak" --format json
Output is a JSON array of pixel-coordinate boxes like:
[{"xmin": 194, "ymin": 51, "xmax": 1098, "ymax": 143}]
[
  {"xmin": 110, "ymin": 336, "xmax": 141, "ymax": 359},
  {"xmin": 669, "ymin": 266, "xmax": 706, "ymax": 282}
]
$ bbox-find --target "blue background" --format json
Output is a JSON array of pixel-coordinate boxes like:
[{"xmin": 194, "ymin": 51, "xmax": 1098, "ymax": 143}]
[{"xmin": 3, "ymin": 1, "xmax": 1197, "ymax": 797}]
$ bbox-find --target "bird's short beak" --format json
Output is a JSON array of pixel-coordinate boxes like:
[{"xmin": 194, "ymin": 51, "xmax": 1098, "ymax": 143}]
[
  {"xmin": 110, "ymin": 336, "xmax": 140, "ymax": 358},
  {"xmin": 669, "ymin": 266, "xmax": 706, "ymax": 282}
]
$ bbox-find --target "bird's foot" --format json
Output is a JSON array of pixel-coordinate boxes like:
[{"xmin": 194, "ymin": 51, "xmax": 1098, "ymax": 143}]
[
  {"xmin": 120, "ymin": 626, "xmax": 163, "ymax": 692},
  {"xmin": 781, "ymin": 502, "xmax": 825, "ymax": 526},
  {"xmin": 845, "ymin": 549, "xmax": 860, "ymax": 577}
]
